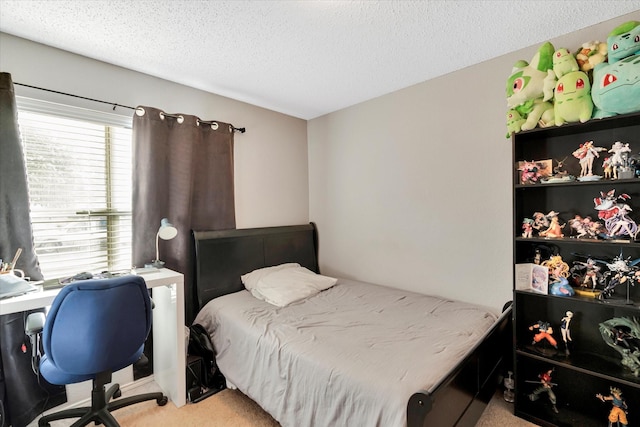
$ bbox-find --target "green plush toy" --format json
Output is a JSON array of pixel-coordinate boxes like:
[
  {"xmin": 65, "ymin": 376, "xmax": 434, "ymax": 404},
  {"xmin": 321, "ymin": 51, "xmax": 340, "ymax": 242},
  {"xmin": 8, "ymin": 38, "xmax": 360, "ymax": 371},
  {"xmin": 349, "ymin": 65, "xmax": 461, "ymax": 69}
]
[
  {"xmin": 505, "ymin": 42, "xmax": 556, "ymax": 137},
  {"xmin": 591, "ymin": 20, "xmax": 640, "ymax": 118},
  {"xmin": 551, "ymin": 47, "xmax": 593, "ymax": 125},
  {"xmin": 552, "ymin": 48, "xmax": 579, "ymax": 79},
  {"xmin": 506, "ymin": 109, "xmax": 527, "ymax": 138},
  {"xmin": 554, "ymin": 70, "xmax": 593, "ymax": 125}
]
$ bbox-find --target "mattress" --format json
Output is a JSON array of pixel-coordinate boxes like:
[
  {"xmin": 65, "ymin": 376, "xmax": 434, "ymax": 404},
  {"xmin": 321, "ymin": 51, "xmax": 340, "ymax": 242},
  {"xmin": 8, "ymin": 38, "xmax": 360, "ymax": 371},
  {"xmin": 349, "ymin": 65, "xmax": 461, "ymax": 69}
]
[{"xmin": 193, "ymin": 278, "xmax": 499, "ymax": 427}]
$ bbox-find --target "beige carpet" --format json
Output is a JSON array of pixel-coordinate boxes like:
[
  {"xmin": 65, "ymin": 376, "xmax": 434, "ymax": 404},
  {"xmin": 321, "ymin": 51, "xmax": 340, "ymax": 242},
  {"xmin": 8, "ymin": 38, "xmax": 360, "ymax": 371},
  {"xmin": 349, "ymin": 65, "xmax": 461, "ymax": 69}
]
[
  {"xmin": 110, "ymin": 388, "xmax": 536, "ymax": 427},
  {"xmin": 35, "ymin": 382, "xmax": 536, "ymax": 426}
]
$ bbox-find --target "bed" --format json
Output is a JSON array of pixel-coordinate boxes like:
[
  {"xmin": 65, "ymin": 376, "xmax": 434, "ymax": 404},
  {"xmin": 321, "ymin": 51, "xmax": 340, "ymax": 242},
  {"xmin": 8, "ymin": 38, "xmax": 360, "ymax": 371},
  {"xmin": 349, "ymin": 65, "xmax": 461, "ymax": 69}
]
[{"xmin": 191, "ymin": 223, "xmax": 511, "ymax": 427}]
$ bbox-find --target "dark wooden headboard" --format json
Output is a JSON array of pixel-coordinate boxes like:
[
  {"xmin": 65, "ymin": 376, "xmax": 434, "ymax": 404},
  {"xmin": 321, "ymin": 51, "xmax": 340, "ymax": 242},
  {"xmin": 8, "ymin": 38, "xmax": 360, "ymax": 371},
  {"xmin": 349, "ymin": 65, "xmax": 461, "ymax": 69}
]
[{"xmin": 192, "ymin": 223, "xmax": 319, "ymax": 312}]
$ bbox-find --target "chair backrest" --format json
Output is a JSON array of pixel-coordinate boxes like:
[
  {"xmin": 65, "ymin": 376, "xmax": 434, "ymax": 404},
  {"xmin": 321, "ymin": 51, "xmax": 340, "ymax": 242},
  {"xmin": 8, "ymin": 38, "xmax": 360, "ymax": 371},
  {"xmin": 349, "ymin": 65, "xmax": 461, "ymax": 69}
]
[{"xmin": 42, "ymin": 275, "xmax": 151, "ymax": 376}]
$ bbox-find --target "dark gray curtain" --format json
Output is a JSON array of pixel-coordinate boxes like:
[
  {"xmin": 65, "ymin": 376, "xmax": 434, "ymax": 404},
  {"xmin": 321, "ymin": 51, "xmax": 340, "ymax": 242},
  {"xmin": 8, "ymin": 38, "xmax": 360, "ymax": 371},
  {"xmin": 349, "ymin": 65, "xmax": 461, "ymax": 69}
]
[
  {"xmin": 0, "ymin": 73, "xmax": 42, "ymax": 281},
  {"xmin": 132, "ymin": 106, "xmax": 235, "ymax": 325},
  {"xmin": 0, "ymin": 72, "xmax": 66, "ymax": 427}
]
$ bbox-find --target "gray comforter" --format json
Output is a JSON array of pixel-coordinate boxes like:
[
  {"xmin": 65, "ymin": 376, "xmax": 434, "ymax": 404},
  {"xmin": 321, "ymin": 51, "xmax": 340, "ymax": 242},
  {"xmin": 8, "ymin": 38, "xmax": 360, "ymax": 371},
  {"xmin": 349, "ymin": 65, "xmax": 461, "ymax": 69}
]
[{"xmin": 194, "ymin": 278, "xmax": 498, "ymax": 427}]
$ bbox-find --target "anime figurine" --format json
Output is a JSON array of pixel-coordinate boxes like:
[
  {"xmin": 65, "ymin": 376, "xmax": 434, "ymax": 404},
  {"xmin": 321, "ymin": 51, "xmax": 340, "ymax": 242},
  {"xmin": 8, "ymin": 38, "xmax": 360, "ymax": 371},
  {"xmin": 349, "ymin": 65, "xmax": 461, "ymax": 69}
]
[
  {"xmin": 519, "ymin": 160, "xmax": 546, "ymax": 184},
  {"xmin": 541, "ymin": 157, "xmax": 575, "ymax": 183},
  {"xmin": 543, "ymin": 255, "xmax": 574, "ymax": 296},
  {"xmin": 599, "ymin": 317, "xmax": 640, "ymax": 377},
  {"xmin": 603, "ymin": 157, "xmax": 615, "ymax": 180},
  {"xmin": 599, "ymin": 254, "xmax": 640, "ymax": 302},
  {"xmin": 542, "ymin": 255, "xmax": 570, "ymax": 282},
  {"xmin": 570, "ymin": 257, "xmax": 602, "ymax": 291},
  {"xmin": 608, "ymin": 141, "xmax": 633, "ymax": 180},
  {"xmin": 527, "ymin": 368, "xmax": 558, "ymax": 414},
  {"xmin": 596, "ymin": 386, "xmax": 629, "ymax": 427},
  {"xmin": 522, "ymin": 218, "xmax": 534, "ymax": 238},
  {"xmin": 529, "ymin": 320, "xmax": 558, "ymax": 352},
  {"xmin": 503, "ymin": 370, "xmax": 515, "ymax": 403},
  {"xmin": 629, "ymin": 153, "xmax": 640, "ymax": 178},
  {"xmin": 532, "ymin": 212, "xmax": 550, "ymax": 233},
  {"xmin": 594, "ymin": 190, "xmax": 638, "ymax": 240},
  {"xmin": 560, "ymin": 311, "xmax": 573, "ymax": 355},
  {"xmin": 573, "ymin": 140, "xmax": 606, "ymax": 180},
  {"xmin": 538, "ymin": 211, "xmax": 565, "ymax": 238},
  {"xmin": 568, "ymin": 215, "xmax": 604, "ymax": 239}
]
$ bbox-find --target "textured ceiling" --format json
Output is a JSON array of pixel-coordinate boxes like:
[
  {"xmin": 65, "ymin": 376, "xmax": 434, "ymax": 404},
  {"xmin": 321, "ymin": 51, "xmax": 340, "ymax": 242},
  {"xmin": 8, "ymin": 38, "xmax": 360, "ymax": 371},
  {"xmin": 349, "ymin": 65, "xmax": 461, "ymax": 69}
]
[{"xmin": 1, "ymin": 1, "xmax": 639, "ymax": 119}]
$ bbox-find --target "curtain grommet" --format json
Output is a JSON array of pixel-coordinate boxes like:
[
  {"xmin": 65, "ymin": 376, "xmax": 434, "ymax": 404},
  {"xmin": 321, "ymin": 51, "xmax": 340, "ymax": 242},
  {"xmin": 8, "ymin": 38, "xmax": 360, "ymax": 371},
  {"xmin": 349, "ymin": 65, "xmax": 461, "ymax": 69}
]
[{"xmin": 135, "ymin": 107, "xmax": 145, "ymax": 117}]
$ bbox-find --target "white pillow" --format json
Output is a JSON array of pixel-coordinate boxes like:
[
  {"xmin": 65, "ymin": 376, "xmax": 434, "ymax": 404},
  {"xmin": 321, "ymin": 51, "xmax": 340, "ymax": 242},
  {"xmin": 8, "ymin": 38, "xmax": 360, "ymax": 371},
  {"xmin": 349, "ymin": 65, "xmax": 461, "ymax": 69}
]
[
  {"xmin": 251, "ymin": 266, "xmax": 338, "ymax": 307},
  {"xmin": 241, "ymin": 263, "xmax": 300, "ymax": 290}
]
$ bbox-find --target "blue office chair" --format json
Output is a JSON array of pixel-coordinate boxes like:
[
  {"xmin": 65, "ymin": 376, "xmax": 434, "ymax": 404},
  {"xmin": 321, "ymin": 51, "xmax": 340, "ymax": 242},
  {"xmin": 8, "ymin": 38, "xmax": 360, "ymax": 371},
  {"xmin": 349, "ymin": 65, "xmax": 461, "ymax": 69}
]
[{"xmin": 26, "ymin": 275, "xmax": 167, "ymax": 427}]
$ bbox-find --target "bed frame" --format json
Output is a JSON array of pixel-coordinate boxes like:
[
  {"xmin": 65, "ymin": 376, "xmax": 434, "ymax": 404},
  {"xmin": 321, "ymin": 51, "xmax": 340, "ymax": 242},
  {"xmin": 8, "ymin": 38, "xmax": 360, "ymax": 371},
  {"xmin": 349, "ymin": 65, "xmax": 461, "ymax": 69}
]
[{"xmin": 192, "ymin": 223, "xmax": 512, "ymax": 427}]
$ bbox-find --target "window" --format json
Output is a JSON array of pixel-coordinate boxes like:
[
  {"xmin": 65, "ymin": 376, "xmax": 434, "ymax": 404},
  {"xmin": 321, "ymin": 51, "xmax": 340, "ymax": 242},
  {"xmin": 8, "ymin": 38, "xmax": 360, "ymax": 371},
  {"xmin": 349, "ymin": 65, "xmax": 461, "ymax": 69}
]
[{"xmin": 17, "ymin": 97, "xmax": 133, "ymax": 279}]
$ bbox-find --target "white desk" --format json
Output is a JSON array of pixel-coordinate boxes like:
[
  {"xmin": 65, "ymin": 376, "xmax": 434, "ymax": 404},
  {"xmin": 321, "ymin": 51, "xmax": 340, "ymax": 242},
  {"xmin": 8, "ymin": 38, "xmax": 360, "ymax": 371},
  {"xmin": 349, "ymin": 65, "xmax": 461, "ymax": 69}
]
[{"xmin": 0, "ymin": 268, "xmax": 186, "ymax": 408}]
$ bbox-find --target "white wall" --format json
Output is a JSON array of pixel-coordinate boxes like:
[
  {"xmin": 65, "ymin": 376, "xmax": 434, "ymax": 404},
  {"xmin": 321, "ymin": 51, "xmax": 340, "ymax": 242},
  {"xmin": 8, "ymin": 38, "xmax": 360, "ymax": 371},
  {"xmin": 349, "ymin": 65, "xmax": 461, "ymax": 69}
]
[
  {"xmin": 3, "ymin": 11, "xmax": 640, "ymax": 313},
  {"xmin": 0, "ymin": 33, "xmax": 309, "ymax": 229},
  {"xmin": 308, "ymin": 11, "xmax": 640, "ymax": 312}
]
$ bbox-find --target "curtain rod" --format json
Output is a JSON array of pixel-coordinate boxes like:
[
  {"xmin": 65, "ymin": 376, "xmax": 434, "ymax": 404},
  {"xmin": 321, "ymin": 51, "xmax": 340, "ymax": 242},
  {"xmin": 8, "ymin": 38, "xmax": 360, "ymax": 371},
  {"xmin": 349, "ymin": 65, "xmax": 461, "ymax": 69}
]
[{"xmin": 14, "ymin": 82, "xmax": 246, "ymax": 134}]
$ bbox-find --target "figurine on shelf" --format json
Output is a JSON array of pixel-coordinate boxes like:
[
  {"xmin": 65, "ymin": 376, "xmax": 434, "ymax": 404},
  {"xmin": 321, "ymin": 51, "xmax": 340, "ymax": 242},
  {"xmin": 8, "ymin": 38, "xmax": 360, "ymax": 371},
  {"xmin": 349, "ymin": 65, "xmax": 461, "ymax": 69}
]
[
  {"xmin": 594, "ymin": 190, "xmax": 638, "ymax": 240},
  {"xmin": 596, "ymin": 386, "xmax": 629, "ymax": 427},
  {"xmin": 503, "ymin": 371, "xmax": 515, "ymax": 403},
  {"xmin": 529, "ymin": 320, "xmax": 558, "ymax": 351},
  {"xmin": 522, "ymin": 218, "xmax": 534, "ymax": 238},
  {"xmin": 630, "ymin": 153, "xmax": 640, "ymax": 178},
  {"xmin": 599, "ymin": 254, "xmax": 640, "ymax": 302},
  {"xmin": 599, "ymin": 317, "xmax": 640, "ymax": 377},
  {"xmin": 541, "ymin": 157, "xmax": 575, "ymax": 183},
  {"xmin": 538, "ymin": 211, "xmax": 565, "ymax": 238},
  {"xmin": 518, "ymin": 160, "xmax": 545, "ymax": 184},
  {"xmin": 543, "ymin": 255, "xmax": 574, "ymax": 296},
  {"xmin": 608, "ymin": 141, "xmax": 633, "ymax": 180},
  {"xmin": 570, "ymin": 257, "xmax": 602, "ymax": 291},
  {"xmin": 527, "ymin": 368, "xmax": 559, "ymax": 414},
  {"xmin": 603, "ymin": 156, "xmax": 614, "ymax": 180},
  {"xmin": 572, "ymin": 140, "xmax": 606, "ymax": 180},
  {"xmin": 560, "ymin": 311, "xmax": 573, "ymax": 355},
  {"xmin": 532, "ymin": 212, "xmax": 550, "ymax": 233},
  {"xmin": 568, "ymin": 215, "xmax": 604, "ymax": 239}
]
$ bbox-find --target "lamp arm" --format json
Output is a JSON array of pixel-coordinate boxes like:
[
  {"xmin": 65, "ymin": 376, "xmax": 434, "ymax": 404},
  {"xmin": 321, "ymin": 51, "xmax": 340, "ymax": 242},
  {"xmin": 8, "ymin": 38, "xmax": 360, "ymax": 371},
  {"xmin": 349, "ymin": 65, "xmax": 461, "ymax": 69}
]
[{"xmin": 155, "ymin": 232, "xmax": 160, "ymax": 262}]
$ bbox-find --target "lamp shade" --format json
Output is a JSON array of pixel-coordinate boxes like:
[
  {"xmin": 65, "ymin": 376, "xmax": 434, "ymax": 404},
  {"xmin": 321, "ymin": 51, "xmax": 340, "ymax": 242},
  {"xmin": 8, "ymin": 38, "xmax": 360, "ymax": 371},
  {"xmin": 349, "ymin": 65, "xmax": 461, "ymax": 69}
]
[{"xmin": 158, "ymin": 218, "xmax": 178, "ymax": 240}]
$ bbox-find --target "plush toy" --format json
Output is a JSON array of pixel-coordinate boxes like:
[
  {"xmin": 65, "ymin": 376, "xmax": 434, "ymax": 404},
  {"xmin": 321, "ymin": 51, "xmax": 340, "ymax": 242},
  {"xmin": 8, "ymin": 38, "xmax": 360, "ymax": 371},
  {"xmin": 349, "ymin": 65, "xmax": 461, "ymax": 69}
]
[
  {"xmin": 551, "ymin": 47, "xmax": 592, "ymax": 124},
  {"xmin": 554, "ymin": 70, "xmax": 593, "ymax": 125},
  {"xmin": 591, "ymin": 21, "xmax": 640, "ymax": 118},
  {"xmin": 575, "ymin": 41, "xmax": 607, "ymax": 73},
  {"xmin": 553, "ymin": 48, "xmax": 579, "ymax": 79},
  {"xmin": 506, "ymin": 109, "xmax": 527, "ymax": 138},
  {"xmin": 505, "ymin": 42, "xmax": 557, "ymax": 137},
  {"xmin": 607, "ymin": 21, "xmax": 640, "ymax": 63}
]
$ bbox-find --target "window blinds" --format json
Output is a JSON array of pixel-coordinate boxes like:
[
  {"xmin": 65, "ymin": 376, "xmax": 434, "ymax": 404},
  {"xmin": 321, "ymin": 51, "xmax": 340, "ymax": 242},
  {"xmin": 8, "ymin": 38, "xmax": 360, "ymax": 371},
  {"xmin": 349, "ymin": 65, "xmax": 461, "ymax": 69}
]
[{"xmin": 16, "ymin": 97, "xmax": 133, "ymax": 279}]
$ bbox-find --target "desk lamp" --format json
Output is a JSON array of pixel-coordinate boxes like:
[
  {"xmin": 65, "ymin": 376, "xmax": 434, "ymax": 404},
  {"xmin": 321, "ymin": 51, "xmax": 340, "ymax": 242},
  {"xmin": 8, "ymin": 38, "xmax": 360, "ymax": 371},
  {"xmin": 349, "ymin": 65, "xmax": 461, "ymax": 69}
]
[{"xmin": 152, "ymin": 218, "xmax": 177, "ymax": 268}]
